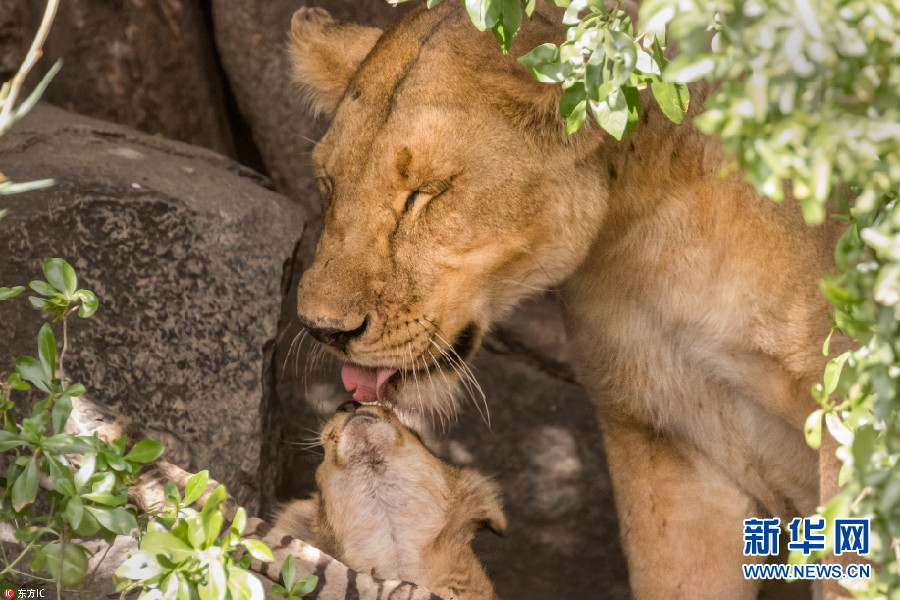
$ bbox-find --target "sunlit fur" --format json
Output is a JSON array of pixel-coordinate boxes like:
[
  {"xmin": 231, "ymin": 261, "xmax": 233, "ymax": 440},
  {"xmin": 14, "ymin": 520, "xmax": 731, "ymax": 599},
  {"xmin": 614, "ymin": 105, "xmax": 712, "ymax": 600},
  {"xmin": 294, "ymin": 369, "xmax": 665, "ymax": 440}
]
[
  {"xmin": 275, "ymin": 406, "xmax": 505, "ymax": 600},
  {"xmin": 288, "ymin": 3, "xmax": 849, "ymax": 599}
]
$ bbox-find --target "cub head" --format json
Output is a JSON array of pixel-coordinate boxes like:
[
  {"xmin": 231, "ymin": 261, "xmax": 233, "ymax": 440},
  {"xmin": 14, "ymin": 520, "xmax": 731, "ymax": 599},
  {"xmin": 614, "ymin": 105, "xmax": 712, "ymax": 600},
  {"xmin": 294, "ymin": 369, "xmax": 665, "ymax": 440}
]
[
  {"xmin": 276, "ymin": 401, "xmax": 506, "ymax": 585},
  {"xmin": 290, "ymin": 3, "xmax": 609, "ymax": 422}
]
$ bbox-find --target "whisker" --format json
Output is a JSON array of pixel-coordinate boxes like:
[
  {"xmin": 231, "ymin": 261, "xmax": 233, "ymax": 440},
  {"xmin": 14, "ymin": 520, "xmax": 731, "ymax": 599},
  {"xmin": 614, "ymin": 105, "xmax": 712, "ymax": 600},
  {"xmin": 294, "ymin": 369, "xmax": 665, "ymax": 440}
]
[
  {"xmin": 500, "ymin": 279, "xmax": 555, "ymax": 293},
  {"xmin": 420, "ymin": 318, "xmax": 491, "ymax": 429}
]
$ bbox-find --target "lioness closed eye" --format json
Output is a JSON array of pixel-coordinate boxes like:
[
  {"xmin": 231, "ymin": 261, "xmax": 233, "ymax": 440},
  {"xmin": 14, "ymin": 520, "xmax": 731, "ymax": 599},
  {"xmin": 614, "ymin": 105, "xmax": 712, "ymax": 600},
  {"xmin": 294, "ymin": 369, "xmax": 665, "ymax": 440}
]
[{"xmin": 275, "ymin": 401, "xmax": 505, "ymax": 600}]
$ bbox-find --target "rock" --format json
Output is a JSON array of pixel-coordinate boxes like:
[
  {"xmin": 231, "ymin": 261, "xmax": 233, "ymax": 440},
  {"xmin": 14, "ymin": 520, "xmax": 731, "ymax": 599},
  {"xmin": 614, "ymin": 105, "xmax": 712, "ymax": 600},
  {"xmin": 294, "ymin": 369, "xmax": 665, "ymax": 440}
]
[
  {"xmin": 1, "ymin": 0, "xmax": 236, "ymax": 157},
  {"xmin": 0, "ymin": 104, "xmax": 308, "ymax": 511},
  {"xmin": 210, "ymin": 0, "xmax": 415, "ymax": 211}
]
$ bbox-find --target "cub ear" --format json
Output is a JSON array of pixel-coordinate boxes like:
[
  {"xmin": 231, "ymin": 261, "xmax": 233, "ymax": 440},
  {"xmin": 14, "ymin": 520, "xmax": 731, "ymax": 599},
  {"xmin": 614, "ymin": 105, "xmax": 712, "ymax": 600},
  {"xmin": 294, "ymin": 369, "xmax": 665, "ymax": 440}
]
[
  {"xmin": 289, "ymin": 7, "xmax": 383, "ymax": 117},
  {"xmin": 460, "ymin": 470, "xmax": 507, "ymax": 537},
  {"xmin": 273, "ymin": 495, "xmax": 321, "ymax": 543}
]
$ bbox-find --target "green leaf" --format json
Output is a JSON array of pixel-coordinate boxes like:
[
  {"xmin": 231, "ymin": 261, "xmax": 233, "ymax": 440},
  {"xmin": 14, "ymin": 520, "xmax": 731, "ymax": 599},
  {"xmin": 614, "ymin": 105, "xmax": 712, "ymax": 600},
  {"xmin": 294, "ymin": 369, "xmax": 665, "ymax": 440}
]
[
  {"xmin": 28, "ymin": 280, "xmax": 56, "ymax": 296},
  {"xmin": 518, "ymin": 43, "xmax": 568, "ymax": 83},
  {"xmin": 65, "ymin": 496, "xmax": 84, "ymax": 529},
  {"xmin": 51, "ymin": 395, "xmax": 72, "ymax": 434},
  {"xmin": 231, "ymin": 506, "xmax": 247, "ymax": 536},
  {"xmin": 44, "ymin": 542, "xmax": 89, "ymax": 588},
  {"xmin": 590, "ymin": 87, "xmax": 629, "ymax": 140},
  {"xmin": 75, "ymin": 290, "xmax": 98, "ymax": 318},
  {"xmin": 292, "ymin": 575, "xmax": 318, "ymax": 597},
  {"xmin": 11, "ymin": 455, "xmax": 39, "ymax": 511},
  {"xmin": 650, "ymin": 81, "xmax": 689, "ymax": 124},
  {"xmin": 200, "ymin": 558, "xmax": 227, "ymax": 600},
  {"xmin": 16, "ymin": 355, "xmax": 50, "ymax": 392},
  {"xmin": 227, "ymin": 568, "xmax": 266, "ymax": 600},
  {"xmin": 621, "ymin": 85, "xmax": 642, "ymax": 137},
  {"xmin": 48, "ymin": 455, "xmax": 76, "ymax": 496},
  {"xmin": 62, "ymin": 261, "xmax": 78, "ymax": 296},
  {"xmin": 205, "ymin": 511, "xmax": 224, "ymax": 548},
  {"xmin": 10, "ymin": 59, "xmax": 62, "ymax": 130},
  {"xmin": 852, "ymin": 424, "xmax": 877, "ymax": 467},
  {"xmin": 463, "ymin": 0, "xmax": 501, "ymax": 31},
  {"xmin": 70, "ymin": 509, "xmax": 100, "ymax": 537},
  {"xmin": 824, "ymin": 413, "xmax": 853, "ymax": 446},
  {"xmin": 81, "ymin": 492, "xmax": 128, "ymax": 506},
  {"xmin": 184, "ymin": 470, "xmax": 209, "ymax": 506},
  {"xmin": 202, "ymin": 485, "xmax": 227, "ymax": 524},
  {"xmin": 241, "ymin": 539, "xmax": 274, "ymax": 562},
  {"xmin": 664, "ymin": 55, "xmax": 716, "ymax": 83},
  {"xmin": 565, "ymin": 100, "xmax": 587, "ymax": 135},
  {"xmin": 64, "ymin": 382, "xmax": 86, "ymax": 396},
  {"xmin": 804, "ymin": 409, "xmax": 824, "ymax": 450},
  {"xmin": 74, "ymin": 453, "xmax": 96, "ymax": 490},
  {"xmin": 823, "ymin": 352, "xmax": 850, "ymax": 397},
  {"xmin": 559, "ymin": 82, "xmax": 585, "ymax": 118},
  {"xmin": 281, "ymin": 555, "xmax": 296, "ymax": 590},
  {"xmin": 491, "ymin": 0, "xmax": 522, "ymax": 53},
  {"xmin": 42, "ymin": 434, "xmax": 94, "ymax": 454},
  {"xmin": 0, "ymin": 430, "xmax": 25, "ymax": 452},
  {"xmin": 606, "ymin": 30, "xmax": 638, "ymax": 85},
  {"xmin": 0, "ymin": 286, "xmax": 25, "ymax": 300},
  {"xmin": 43, "ymin": 258, "xmax": 68, "ymax": 293},
  {"xmin": 86, "ymin": 506, "xmax": 137, "ymax": 535},
  {"xmin": 141, "ymin": 531, "xmax": 194, "ymax": 562},
  {"xmin": 124, "ymin": 439, "xmax": 164, "ymax": 463},
  {"xmin": 165, "ymin": 480, "xmax": 182, "ymax": 506}
]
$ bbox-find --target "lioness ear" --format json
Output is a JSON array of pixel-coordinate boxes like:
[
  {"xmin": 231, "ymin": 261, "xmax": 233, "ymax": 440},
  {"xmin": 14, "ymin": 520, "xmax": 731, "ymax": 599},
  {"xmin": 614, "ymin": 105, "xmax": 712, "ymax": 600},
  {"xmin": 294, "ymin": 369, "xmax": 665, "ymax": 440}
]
[
  {"xmin": 460, "ymin": 470, "xmax": 507, "ymax": 537},
  {"xmin": 289, "ymin": 7, "xmax": 383, "ymax": 117}
]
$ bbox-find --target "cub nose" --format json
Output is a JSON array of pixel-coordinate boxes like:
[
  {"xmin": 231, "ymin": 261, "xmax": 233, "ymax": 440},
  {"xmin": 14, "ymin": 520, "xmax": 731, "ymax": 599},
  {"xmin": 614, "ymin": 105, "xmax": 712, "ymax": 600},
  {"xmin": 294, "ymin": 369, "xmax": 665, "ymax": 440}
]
[
  {"xmin": 336, "ymin": 400, "xmax": 362, "ymax": 413},
  {"xmin": 300, "ymin": 315, "xmax": 368, "ymax": 351}
]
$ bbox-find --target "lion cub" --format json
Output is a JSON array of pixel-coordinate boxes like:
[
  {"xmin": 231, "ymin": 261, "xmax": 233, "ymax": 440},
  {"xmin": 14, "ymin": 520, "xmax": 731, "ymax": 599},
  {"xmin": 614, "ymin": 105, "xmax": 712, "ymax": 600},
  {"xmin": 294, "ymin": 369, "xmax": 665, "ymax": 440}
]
[{"xmin": 275, "ymin": 401, "xmax": 505, "ymax": 600}]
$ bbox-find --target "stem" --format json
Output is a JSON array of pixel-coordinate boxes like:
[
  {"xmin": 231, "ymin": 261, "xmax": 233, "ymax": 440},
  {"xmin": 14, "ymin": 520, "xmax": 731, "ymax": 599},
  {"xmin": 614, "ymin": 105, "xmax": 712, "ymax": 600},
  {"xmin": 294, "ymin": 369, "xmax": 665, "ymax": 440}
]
[
  {"xmin": 56, "ymin": 526, "xmax": 65, "ymax": 600},
  {"xmin": 0, "ymin": 535, "xmax": 45, "ymax": 576},
  {"xmin": 59, "ymin": 314, "xmax": 68, "ymax": 382},
  {"xmin": 0, "ymin": 0, "xmax": 60, "ymax": 130},
  {"xmin": 85, "ymin": 537, "xmax": 113, "ymax": 587}
]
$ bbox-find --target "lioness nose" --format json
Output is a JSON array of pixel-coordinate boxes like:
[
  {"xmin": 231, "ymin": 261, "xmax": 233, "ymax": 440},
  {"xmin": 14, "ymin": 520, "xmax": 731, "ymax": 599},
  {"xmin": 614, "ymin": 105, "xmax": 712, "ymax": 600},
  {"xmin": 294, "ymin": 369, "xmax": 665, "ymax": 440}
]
[{"xmin": 300, "ymin": 316, "xmax": 368, "ymax": 351}]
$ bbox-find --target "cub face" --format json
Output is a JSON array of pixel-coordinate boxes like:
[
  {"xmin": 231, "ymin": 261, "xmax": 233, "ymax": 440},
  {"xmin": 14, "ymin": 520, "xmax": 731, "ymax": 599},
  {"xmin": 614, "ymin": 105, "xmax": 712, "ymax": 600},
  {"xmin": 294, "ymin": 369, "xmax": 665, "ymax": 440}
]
[
  {"xmin": 276, "ymin": 402, "xmax": 505, "ymax": 599},
  {"xmin": 289, "ymin": 2, "xmax": 608, "ymax": 423}
]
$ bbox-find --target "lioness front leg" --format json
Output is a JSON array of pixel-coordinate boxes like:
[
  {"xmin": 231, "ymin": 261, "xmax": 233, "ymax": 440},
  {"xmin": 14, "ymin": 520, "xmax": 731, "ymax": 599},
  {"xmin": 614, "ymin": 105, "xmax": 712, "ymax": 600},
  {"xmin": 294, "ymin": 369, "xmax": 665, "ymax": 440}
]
[{"xmin": 601, "ymin": 419, "xmax": 763, "ymax": 600}]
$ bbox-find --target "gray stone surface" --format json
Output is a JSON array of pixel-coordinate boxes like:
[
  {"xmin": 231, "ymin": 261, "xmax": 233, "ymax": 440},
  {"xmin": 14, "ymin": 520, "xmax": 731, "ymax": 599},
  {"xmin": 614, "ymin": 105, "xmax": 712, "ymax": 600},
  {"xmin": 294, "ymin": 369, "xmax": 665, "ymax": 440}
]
[
  {"xmin": 211, "ymin": 0, "xmax": 415, "ymax": 210},
  {"xmin": 1, "ymin": 0, "xmax": 236, "ymax": 156},
  {"xmin": 0, "ymin": 104, "xmax": 308, "ymax": 511}
]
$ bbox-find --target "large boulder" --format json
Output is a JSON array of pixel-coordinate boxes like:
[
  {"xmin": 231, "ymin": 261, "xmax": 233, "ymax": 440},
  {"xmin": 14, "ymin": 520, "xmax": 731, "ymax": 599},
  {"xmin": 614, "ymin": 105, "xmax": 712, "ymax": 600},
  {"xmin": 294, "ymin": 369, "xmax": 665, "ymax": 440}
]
[
  {"xmin": 1, "ymin": 0, "xmax": 236, "ymax": 157},
  {"xmin": 0, "ymin": 104, "xmax": 308, "ymax": 511}
]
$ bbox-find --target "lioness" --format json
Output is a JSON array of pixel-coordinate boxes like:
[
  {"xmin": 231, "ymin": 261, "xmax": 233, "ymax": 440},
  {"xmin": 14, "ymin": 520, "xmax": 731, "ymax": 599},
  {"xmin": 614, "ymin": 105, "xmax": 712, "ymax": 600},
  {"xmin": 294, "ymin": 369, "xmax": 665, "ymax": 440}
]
[
  {"xmin": 276, "ymin": 401, "xmax": 504, "ymax": 600},
  {"xmin": 288, "ymin": 3, "xmax": 846, "ymax": 598}
]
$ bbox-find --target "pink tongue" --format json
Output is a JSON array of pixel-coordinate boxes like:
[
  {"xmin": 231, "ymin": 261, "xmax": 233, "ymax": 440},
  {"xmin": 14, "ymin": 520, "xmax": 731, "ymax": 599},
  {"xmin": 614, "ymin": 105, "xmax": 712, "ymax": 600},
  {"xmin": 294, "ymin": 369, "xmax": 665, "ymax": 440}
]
[{"xmin": 341, "ymin": 363, "xmax": 398, "ymax": 403}]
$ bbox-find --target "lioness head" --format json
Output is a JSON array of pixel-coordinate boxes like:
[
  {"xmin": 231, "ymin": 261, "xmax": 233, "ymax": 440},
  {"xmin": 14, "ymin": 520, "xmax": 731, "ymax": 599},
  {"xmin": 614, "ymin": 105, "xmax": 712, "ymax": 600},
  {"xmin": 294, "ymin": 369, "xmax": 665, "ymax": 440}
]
[
  {"xmin": 275, "ymin": 401, "xmax": 505, "ymax": 599},
  {"xmin": 290, "ymin": 3, "xmax": 608, "ymax": 421}
]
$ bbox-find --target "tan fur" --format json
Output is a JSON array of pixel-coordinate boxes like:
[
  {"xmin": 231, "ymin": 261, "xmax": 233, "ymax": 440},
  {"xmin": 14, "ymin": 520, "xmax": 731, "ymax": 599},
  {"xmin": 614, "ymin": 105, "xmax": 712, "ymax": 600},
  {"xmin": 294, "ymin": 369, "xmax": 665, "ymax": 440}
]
[
  {"xmin": 288, "ymin": 3, "xmax": 849, "ymax": 598},
  {"xmin": 275, "ymin": 406, "xmax": 504, "ymax": 600}
]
